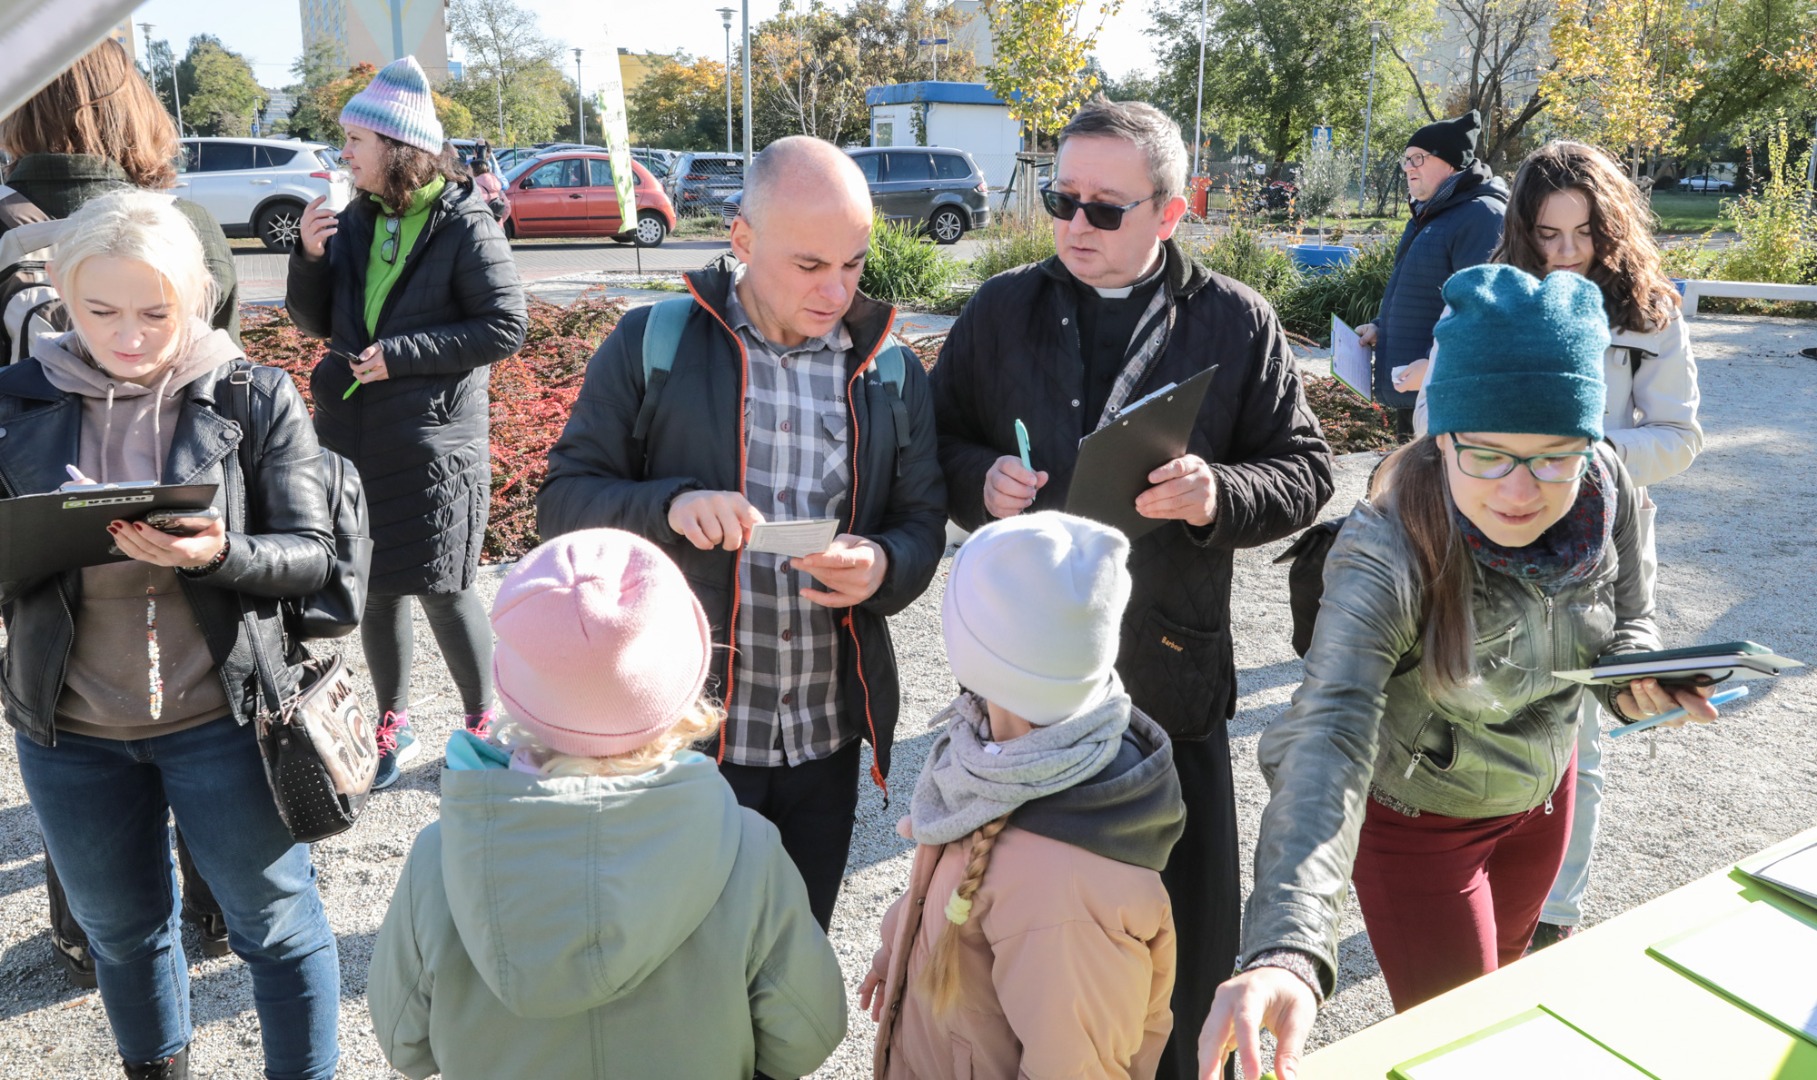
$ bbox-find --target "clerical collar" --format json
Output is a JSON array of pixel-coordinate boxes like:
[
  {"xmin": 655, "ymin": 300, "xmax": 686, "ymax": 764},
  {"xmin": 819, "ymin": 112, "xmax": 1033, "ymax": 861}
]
[{"xmin": 1086, "ymin": 251, "xmax": 1166, "ymax": 299}]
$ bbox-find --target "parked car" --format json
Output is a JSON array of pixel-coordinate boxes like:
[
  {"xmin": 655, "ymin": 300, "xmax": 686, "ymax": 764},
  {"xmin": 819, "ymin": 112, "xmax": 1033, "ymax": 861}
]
[
  {"xmin": 1679, "ymin": 174, "xmax": 1734, "ymax": 193},
  {"xmin": 632, "ymin": 147, "xmax": 678, "ymax": 179},
  {"xmin": 721, "ymin": 188, "xmax": 742, "ymax": 229},
  {"xmin": 845, "ymin": 146, "xmax": 991, "ymax": 243},
  {"xmin": 501, "ymin": 152, "xmax": 674, "ymax": 246},
  {"xmin": 176, "ymin": 137, "xmax": 352, "ymax": 251},
  {"xmin": 667, "ymin": 152, "xmax": 745, "ymax": 216}
]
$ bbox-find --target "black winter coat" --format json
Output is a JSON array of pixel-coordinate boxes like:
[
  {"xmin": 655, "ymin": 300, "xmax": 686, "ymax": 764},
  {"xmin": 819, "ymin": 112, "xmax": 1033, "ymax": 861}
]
[
  {"xmin": 932, "ymin": 241, "xmax": 1334, "ymax": 741},
  {"xmin": 0, "ymin": 359, "xmax": 334, "ymax": 747},
  {"xmin": 1373, "ymin": 161, "xmax": 1508, "ymax": 407},
  {"xmin": 536, "ymin": 263, "xmax": 948, "ymax": 786},
  {"xmin": 286, "ymin": 180, "xmax": 527, "ymax": 595}
]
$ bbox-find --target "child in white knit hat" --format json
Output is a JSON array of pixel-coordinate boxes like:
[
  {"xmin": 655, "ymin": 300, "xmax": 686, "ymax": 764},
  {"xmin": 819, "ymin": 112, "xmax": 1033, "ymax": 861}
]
[
  {"xmin": 367, "ymin": 528, "xmax": 846, "ymax": 1079},
  {"xmin": 863, "ymin": 511, "xmax": 1186, "ymax": 1079}
]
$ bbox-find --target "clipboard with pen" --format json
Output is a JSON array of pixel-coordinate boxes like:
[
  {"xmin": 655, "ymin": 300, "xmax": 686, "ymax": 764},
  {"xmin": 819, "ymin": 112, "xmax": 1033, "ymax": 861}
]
[
  {"xmin": 1064, "ymin": 365, "xmax": 1218, "ymax": 540},
  {"xmin": 0, "ymin": 481, "xmax": 218, "ymax": 580}
]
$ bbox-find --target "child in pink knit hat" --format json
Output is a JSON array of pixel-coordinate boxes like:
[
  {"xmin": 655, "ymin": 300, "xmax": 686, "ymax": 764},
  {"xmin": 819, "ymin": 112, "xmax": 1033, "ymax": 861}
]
[{"xmin": 368, "ymin": 528, "xmax": 846, "ymax": 1079}]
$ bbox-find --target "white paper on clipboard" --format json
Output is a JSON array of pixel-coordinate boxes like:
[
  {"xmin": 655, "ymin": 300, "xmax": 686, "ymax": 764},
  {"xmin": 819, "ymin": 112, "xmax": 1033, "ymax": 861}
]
[{"xmin": 1330, "ymin": 315, "xmax": 1374, "ymax": 402}]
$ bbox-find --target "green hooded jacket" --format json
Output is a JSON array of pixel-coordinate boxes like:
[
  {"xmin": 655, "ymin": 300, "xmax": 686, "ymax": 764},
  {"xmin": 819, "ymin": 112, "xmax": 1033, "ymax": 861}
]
[{"xmin": 368, "ymin": 736, "xmax": 848, "ymax": 1079}]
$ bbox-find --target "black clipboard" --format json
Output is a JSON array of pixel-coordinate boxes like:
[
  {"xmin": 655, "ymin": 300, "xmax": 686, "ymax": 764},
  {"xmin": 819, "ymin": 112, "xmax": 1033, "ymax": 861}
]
[
  {"xmin": 1065, "ymin": 365, "xmax": 1218, "ymax": 540},
  {"xmin": 0, "ymin": 482, "xmax": 218, "ymax": 580}
]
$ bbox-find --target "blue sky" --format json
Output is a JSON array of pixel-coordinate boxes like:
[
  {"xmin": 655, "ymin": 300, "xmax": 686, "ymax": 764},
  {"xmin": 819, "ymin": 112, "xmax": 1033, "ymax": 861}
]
[{"xmin": 128, "ymin": 0, "xmax": 1164, "ymax": 88}]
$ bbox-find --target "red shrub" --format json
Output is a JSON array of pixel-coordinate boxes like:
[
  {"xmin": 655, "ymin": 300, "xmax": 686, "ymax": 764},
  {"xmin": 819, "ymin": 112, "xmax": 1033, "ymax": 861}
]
[{"xmin": 238, "ymin": 293, "xmax": 625, "ymax": 564}]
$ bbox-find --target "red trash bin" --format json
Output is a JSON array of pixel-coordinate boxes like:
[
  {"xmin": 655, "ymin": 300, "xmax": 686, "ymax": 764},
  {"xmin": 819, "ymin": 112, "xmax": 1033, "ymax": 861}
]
[{"xmin": 1189, "ymin": 175, "xmax": 1211, "ymax": 218}]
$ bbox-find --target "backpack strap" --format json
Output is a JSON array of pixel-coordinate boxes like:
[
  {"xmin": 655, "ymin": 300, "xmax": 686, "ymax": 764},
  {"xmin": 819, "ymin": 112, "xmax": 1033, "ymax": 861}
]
[
  {"xmin": 872, "ymin": 338, "xmax": 915, "ymax": 467},
  {"xmin": 632, "ymin": 297, "xmax": 693, "ymax": 442}
]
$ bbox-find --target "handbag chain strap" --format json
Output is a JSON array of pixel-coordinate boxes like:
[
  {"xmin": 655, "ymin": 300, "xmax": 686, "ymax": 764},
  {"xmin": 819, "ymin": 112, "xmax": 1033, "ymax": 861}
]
[{"xmin": 221, "ymin": 365, "xmax": 299, "ymax": 728}]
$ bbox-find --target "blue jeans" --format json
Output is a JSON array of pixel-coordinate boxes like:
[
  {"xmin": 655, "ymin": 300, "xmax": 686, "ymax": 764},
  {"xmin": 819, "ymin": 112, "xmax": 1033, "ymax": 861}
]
[
  {"xmin": 16, "ymin": 717, "xmax": 340, "ymax": 1078},
  {"xmin": 1541, "ymin": 698, "xmax": 1604, "ymax": 926}
]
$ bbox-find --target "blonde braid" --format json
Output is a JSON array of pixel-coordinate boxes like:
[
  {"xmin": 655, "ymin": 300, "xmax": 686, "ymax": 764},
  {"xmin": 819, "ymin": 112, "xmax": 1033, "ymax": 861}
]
[{"xmin": 918, "ymin": 814, "xmax": 1012, "ymax": 1015}]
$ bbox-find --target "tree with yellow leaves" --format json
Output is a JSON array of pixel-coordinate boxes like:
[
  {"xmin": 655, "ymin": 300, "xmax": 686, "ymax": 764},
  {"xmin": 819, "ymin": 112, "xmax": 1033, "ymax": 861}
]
[
  {"xmin": 981, "ymin": 0, "xmax": 1122, "ymax": 146},
  {"xmin": 1541, "ymin": 0, "xmax": 1700, "ymax": 179}
]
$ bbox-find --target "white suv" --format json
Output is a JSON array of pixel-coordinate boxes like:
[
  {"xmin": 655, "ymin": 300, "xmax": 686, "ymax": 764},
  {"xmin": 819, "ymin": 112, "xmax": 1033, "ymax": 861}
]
[{"xmin": 176, "ymin": 138, "xmax": 353, "ymax": 251}]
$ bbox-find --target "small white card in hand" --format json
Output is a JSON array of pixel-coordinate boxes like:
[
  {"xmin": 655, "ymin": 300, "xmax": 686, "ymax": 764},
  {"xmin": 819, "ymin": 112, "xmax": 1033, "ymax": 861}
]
[{"xmin": 747, "ymin": 518, "xmax": 840, "ymax": 558}]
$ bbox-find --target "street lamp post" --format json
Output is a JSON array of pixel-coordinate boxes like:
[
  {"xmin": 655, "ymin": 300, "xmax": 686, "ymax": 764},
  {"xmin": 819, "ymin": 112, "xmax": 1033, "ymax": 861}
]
[
  {"xmin": 718, "ymin": 8, "xmax": 735, "ymax": 154},
  {"xmin": 1190, "ymin": 0, "xmax": 1207, "ymax": 178},
  {"xmin": 140, "ymin": 22, "xmax": 186, "ymax": 137},
  {"xmin": 741, "ymin": 0, "xmax": 752, "ymax": 166},
  {"xmin": 1358, "ymin": 20, "xmax": 1383, "ymax": 213},
  {"xmin": 573, "ymin": 48, "xmax": 584, "ymax": 145}
]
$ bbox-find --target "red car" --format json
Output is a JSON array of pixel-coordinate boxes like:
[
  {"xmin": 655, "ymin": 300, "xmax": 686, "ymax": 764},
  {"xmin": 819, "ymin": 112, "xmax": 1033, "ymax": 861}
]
[{"xmin": 501, "ymin": 152, "xmax": 675, "ymax": 246}]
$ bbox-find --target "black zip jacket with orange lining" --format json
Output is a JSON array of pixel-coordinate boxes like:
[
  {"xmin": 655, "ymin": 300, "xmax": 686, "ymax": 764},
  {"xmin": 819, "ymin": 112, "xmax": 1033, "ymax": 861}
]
[{"xmin": 536, "ymin": 260, "xmax": 947, "ymax": 790}]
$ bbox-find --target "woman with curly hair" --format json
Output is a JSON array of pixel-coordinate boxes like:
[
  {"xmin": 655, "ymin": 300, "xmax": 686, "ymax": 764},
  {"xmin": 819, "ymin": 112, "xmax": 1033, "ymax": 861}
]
[
  {"xmin": 1410, "ymin": 140, "xmax": 1704, "ymax": 949},
  {"xmin": 288, "ymin": 57, "xmax": 527, "ymax": 789}
]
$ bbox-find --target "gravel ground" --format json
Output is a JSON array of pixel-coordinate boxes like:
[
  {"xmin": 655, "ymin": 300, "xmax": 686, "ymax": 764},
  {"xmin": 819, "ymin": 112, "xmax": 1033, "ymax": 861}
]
[{"xmin": 2, "ymin": 314, "xmax": 1813, "ymax": 1078}]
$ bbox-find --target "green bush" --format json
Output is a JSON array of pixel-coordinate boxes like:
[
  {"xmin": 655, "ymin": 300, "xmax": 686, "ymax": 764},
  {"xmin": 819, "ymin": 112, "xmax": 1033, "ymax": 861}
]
[
  {"xmin": 968, "ymin": 212, "xmax": 1057, "ymax": 282},
  {"xmin": 860, "ymin": 212, "xmax": 958, "ymax": 308},
  {"xmin": 1186, "ymin": 222, "xmax": 1300, "ymax": 314},
  {"xmin": 1276, "ymin": 234, "xmax": 1399, "ymax": 339},
  {"xmin": 1718, "ymin": 118, "xmax": 1817, "ymax": 288}
]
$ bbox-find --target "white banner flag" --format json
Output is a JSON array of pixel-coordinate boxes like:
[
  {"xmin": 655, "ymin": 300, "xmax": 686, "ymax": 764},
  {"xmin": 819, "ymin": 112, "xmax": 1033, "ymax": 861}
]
[{"xmin": 598, "ymin": 28, "xmax": 636, "ymax": 238}]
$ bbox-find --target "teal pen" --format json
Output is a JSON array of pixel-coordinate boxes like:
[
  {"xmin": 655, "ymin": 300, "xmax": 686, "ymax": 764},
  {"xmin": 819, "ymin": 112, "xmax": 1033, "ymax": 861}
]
[
  {"xmin": 1609, "ymin": 684, "xmax": 1748, "ymax": 738},
  {"xmin": 1014, "ymin": 419, "xmax": 1032, "ymax": 471}
]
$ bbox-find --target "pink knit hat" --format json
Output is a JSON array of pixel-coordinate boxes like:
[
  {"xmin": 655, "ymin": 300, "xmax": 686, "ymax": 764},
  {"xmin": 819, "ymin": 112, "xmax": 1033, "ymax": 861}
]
[{"xmin": 491, "ymin": 529, "xmax": 712, "ymax": 758}]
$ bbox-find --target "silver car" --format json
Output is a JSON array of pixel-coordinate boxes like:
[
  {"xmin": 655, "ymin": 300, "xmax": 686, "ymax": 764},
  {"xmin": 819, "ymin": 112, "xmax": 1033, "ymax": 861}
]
[
  {"xmin": 176, "ymin": 137, "xmax": 352, "ymax": 251},
  {"xmin": 846, "ymin": 147, "xmax": 991, "ymax": 244}
]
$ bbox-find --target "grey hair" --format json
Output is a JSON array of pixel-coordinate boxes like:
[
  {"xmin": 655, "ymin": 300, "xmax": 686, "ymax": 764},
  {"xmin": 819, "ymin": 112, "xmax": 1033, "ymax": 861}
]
[
  {"xmin": 740, "ymin": 135, "xmax": 869, "ymax": 228},
  {"xmin": 1058, "ymin": 96, "xmax": 1189, "ymax": 203}
]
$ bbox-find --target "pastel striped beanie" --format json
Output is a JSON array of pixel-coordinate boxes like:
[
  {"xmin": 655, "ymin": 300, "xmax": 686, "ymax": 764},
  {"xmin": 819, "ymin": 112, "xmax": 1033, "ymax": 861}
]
[{"xmin": 339, "ymin": 56, "xmax": 444, "ymax": 154}]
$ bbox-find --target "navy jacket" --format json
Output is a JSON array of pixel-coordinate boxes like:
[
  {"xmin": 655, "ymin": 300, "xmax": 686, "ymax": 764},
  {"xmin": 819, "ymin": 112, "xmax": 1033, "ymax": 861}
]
[{"xmin": 1374, "ymin": 161, "xmax": 1508, "ymax": 407}]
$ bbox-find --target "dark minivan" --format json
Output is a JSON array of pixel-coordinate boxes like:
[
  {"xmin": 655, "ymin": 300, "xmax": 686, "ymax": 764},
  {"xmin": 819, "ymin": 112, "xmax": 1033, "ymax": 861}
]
[{"xmin": 845, "ymin": 146, "xmax": 990, "ymax": 244}]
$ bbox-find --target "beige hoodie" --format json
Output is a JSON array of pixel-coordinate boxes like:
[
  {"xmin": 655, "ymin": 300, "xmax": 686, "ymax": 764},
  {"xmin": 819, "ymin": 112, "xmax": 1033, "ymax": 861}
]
[{"xmin": 36, "ymin": 322, "xmax": 240, "ymax": 739}]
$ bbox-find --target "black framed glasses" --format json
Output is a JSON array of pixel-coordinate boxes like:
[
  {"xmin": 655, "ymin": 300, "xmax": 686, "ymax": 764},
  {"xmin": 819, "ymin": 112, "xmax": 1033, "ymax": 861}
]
[
  {"xmin": 1401, "ymin": 151, "xmax": 1431, "ymax": 170},
  {"xmin": 1039, "ymin": 185, "xmax": 1159, "ymax": 230},
  {"xmin": 1450, "ymin": 441, "xmax": 1595, "ymax": 483},
  {"xmin": 380, "ymin": 215, "xmax": 400, "ymax": 264}
]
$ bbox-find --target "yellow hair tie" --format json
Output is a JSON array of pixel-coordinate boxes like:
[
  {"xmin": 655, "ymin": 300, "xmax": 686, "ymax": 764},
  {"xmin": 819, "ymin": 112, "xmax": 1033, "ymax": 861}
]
[{"xmin": 944, "ymin": 889, "xmax": 973, "ymax": 926}]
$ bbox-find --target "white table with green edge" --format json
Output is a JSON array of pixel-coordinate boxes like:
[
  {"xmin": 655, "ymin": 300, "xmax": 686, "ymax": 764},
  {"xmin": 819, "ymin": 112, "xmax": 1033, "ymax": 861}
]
[{"xmin": 1297, "ymin": 824, "xmax": 1817, "ymax": 1080}]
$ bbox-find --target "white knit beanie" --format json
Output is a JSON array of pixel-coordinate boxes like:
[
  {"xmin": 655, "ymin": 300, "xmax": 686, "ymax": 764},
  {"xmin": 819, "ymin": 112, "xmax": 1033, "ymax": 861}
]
[{"xmin": 942, "ymin": 512, "xmax": 1132, "ymax": 725}]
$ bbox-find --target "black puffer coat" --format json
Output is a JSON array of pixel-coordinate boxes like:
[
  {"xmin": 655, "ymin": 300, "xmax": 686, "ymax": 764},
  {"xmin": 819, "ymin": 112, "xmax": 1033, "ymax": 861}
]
[
  {"xmin": 932, "ymin": 240, "xmax": 1334, "ymax": 741},
  {"xmin": 286, "ymin": 180, "xmax": 527, "ymax": 595}
]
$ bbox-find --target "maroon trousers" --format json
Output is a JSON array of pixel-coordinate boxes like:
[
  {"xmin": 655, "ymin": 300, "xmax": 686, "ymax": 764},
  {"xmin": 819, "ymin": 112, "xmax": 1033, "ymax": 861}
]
[{"xmin": 1351, "ymin": 756, "xmax": 1576, "ymax": 1010}]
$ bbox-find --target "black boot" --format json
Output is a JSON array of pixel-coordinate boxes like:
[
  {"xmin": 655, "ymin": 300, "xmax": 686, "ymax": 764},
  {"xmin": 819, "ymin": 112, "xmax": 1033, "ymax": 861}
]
[
  {"xmin": 122, "ymin": 1047, "xmax": 188, "ymax": 1079},
  {"xmin": 182, "ymin": 907, "xmax": 231, "ymax": 959}
]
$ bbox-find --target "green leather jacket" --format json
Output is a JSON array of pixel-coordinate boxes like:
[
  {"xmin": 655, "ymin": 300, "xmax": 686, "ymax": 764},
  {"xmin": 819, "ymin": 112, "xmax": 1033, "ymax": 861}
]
[{"xmin": 1242, "ymin": 444, "xmax": 1658, "ymax": 992}]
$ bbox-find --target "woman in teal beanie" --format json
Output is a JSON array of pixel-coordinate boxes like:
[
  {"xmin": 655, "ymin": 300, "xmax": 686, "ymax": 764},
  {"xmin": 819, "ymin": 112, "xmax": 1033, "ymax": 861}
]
[{"xmin": 1197, "ymin": 264, "xmax": 1729, "ymax": 1080}]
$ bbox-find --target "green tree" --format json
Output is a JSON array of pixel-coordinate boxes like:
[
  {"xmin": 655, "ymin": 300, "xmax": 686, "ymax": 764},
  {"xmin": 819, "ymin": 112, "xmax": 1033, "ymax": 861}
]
[
  {"xmin": 282, "ymin": 39, "xmax": 347, "ymax": 141},
  {"xmin": 179, "ymin": 36, "xmax": 267, "ymax": 137},
  {"xmin": 449, "ymin": 0, "xmax": 565, "ymax": 144},
  {"xmin": 1677, "ymin": 0, "xmax": 1817, "ymax": 160},
  {"xmin": 982, "ymin": 0, "xmax": 1120, "ymax": 145},
  {"xmin": 628, "ymin": 55, "xmax": 733, "ymax": 150},
  {"xmin": 1149, "ymin": 0, "xmax": 1420, "ymax": 175},
  {"xmin": 1386, "ymin": 0, "xmax": 1551, "ymax": 169}
]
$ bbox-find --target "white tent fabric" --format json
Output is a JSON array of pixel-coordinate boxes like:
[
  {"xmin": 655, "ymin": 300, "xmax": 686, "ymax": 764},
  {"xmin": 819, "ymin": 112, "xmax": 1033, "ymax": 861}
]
[{"xmin": 0, "ymin": 0, "xmax": 140, "ymax": 121}]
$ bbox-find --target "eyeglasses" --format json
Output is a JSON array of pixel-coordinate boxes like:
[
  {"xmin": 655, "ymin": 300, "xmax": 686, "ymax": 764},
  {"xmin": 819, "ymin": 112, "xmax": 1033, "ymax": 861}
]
[
  {"xmin": 380, "ymin": 215, "xmax": 400, "ymax": 264},
  {"xmin": 1450, "ymin": 441, "xmax": 1595, "ymax": 483},
  {"xmin": 1401, "ymin": 151, "xmax": 1431, "ymax": 171},
  {"xmin": 1039, "ymin": 185, "xmax": 1159, "ymax": 230}
]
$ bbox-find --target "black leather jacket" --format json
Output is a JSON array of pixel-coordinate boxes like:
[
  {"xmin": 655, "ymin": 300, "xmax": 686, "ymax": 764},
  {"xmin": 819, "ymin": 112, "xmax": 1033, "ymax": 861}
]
[{"xmin": 0, "ymin": 358, "xmax": 334, "ymax": 747}]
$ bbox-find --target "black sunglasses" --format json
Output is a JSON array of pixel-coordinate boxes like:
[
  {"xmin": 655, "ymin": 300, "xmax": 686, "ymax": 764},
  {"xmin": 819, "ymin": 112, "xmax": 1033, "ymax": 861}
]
[{"xmin": 1039, "ymin": 185, "xmax": 1160, "ymax": 230}]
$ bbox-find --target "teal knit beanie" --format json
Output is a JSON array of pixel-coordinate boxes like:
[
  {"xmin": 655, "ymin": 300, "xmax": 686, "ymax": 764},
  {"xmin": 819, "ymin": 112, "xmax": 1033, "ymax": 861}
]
[
  {"xmin": 339, "ymin": 57, "xmax": 444, "ymax": 155},
  {"xmin": 1426, "ymin": 264, "xmax": 1610, "ymax": 441}
]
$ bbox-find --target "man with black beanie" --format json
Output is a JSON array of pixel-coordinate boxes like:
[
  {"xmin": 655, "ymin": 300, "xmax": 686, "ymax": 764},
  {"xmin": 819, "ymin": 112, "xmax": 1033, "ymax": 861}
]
[{"xmin": 1355, "ymin": 109, "xmax": 1507, "ymax": 438}]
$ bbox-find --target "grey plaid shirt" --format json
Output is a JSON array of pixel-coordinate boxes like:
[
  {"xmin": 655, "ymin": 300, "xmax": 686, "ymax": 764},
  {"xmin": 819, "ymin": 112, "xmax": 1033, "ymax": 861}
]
[{"xmin": 722, "ymin": 275, "xmax": 855, "ymax": 767}]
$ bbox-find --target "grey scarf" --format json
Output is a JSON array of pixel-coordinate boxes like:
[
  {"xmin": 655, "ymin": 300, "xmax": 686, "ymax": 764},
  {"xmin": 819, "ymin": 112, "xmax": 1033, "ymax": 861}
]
[{"xmin": 909, "ymin": 678, "xmax": 1132, "ymax": 847}]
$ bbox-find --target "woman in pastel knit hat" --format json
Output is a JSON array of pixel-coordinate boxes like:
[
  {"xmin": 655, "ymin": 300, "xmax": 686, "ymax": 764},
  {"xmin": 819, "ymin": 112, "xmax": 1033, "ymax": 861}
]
[
  {"xmin": 368, "ymin": 528, "xmax": 847, "ymax": 1079},
  {"xmin": 1200, "ymin": 265, "xmax": 1728, "ymax": 1080},
  {"xmin": 286, "ymin": 56, "xmax": 527, "ymax": 789},
  {"xmin": 863, "ymin": 511, "xmax": 1185, "ymax": 1079}
]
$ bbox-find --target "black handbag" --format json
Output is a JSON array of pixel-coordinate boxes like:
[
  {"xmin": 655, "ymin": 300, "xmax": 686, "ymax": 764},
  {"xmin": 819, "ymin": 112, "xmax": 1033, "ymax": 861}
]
[{"xmin": 247, "ymin": 647, "xmax": 376, "ymax": 843}]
